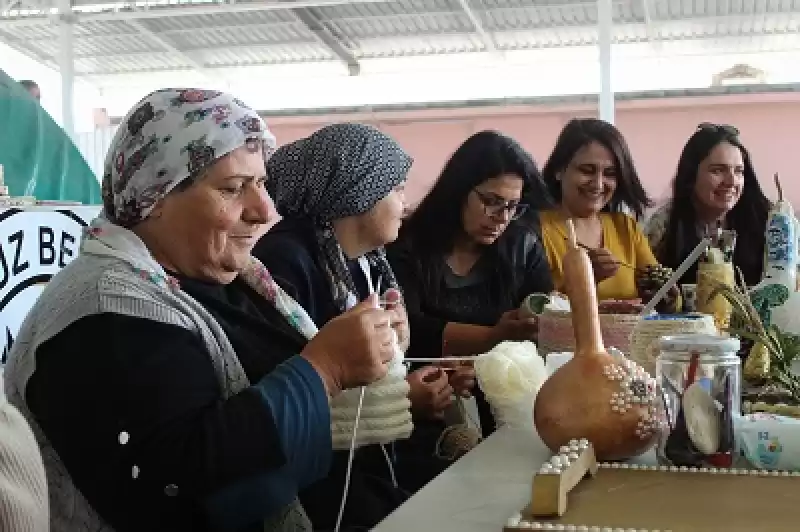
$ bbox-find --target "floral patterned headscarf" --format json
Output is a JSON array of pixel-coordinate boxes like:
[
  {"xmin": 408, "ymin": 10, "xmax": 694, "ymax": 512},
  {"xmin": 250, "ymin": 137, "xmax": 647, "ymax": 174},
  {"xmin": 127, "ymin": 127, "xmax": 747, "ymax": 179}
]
[{"xmin": 102, "ymin": 88, "xmax": 276, "ymax": 227}]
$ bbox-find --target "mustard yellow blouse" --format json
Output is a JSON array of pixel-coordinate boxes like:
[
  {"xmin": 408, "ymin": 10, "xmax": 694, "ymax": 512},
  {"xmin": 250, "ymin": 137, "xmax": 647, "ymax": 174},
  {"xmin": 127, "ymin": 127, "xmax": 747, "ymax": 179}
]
[{"xmin": 539, "ymin": 210, "xmax": 658, "ymax": 301}]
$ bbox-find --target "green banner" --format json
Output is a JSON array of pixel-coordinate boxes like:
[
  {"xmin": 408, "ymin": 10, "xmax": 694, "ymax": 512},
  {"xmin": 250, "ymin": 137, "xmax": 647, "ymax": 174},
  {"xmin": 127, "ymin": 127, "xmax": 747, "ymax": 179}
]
[{"xmin": 0, "ymin": 69, "xmax": 101, "ymax": 204}]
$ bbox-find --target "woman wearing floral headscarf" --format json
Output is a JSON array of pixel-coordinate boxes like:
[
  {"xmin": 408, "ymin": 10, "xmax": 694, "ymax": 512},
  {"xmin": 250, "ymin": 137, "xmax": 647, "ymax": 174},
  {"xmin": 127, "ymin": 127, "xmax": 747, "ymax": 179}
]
[
  {"xmin": 253, "ymin": 123, "xmax": 478, "ymax": 531},
  {"xmin": 3, "ymin": 89, "xmax": 397, "ymax": 532}
]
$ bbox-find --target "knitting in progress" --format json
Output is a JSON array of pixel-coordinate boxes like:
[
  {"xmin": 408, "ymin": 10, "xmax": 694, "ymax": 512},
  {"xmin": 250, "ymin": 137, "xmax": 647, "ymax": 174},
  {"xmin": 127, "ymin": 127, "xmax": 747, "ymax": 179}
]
[{"xmin": 330, "ymin": 333, "xmax": 412, "ymax": 449}]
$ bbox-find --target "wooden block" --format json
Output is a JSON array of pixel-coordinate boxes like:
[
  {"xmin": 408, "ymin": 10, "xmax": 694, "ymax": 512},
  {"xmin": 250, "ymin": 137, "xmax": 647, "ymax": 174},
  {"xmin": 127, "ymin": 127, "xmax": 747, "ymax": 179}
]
[{"xmin": 529, "ymin": 439, "xmax": 598, "ymax": 517}]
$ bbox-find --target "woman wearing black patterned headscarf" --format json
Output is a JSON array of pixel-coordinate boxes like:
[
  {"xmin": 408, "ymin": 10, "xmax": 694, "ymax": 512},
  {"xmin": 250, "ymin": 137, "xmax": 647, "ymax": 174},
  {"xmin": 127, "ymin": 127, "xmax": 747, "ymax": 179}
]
[
  {"xmin": 253, "ymin": 123, "xmax": 478, "ymax": 531},
  {"xmin": 264, "ymin": 122, "xmax": 408, "ymax": 312}
]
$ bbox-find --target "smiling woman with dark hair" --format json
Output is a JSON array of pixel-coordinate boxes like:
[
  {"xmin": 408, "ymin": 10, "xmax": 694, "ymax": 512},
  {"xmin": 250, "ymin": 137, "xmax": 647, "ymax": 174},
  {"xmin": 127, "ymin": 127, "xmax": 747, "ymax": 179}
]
[
  {"xmin": 386, "ymin": 130, "xmax": 554, "ymax": 435},
  {"xmin": 537, "ymin": 118, "xmax": 659, "ymax": 301},
  {"xmin": 645, "ymin": 123, "xmax": 771, "ymax": 286}
]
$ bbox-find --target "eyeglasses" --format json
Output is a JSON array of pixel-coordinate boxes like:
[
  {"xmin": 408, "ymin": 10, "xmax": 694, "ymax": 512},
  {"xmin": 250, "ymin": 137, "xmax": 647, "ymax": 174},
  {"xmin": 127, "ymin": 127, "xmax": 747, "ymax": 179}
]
[
  {"xmin": 473, "ymin": 189, "xmax": 529, "ymax": 220},
  {"xmin": 697, "ymin": 122, "xmax": 739, "ymax": 136}
]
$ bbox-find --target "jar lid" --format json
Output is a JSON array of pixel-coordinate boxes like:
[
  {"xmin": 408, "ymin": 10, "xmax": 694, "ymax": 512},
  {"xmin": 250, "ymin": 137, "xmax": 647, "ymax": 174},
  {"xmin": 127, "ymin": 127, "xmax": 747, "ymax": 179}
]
[{"xmin": 659, "ymin": 333, "xmax": 741, "ymax": 355}]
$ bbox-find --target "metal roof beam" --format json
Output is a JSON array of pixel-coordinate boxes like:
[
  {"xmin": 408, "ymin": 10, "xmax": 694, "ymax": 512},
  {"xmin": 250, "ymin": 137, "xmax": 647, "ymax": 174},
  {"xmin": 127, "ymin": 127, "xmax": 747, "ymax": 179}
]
[
  {"xmin": 0, "ymin": 0, "xmax": 395, "ymax": 27},
  {"xmin": 292, "ymin": 7, "xmax": 359, "ymax": 75},
  {"xmin": 125, "ymin": 19, "xmax": 212, "ymax": 80},
  {"xmin": 640, "ymin": 0, "xmax": 663, "ymax": 50},
  {"xmin": 455, "ymin": 0, "xmax": 497, "ymax": 53}
]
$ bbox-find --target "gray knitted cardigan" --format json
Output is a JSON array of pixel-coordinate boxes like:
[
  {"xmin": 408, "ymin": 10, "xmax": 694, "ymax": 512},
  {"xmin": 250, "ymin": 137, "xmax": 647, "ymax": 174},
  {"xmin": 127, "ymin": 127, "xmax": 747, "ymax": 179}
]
[{"xmin": 3, "ymin": 218, "xmax": 310, "ymax": 531}]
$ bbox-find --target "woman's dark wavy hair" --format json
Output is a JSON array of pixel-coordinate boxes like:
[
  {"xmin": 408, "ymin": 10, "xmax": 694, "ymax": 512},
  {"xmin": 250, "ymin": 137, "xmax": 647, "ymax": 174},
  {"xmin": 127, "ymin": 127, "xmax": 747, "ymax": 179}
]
[
  {"xmin": 398, "ymin": 130, "xmax": 552, "ymax": 306},
  {"xmin": 657, "ymin": 126, "xmax": 770, "ymax": 286},
  {"xmin": 541, "ymin": 118, "xmax": 652, "ymax": 220}
]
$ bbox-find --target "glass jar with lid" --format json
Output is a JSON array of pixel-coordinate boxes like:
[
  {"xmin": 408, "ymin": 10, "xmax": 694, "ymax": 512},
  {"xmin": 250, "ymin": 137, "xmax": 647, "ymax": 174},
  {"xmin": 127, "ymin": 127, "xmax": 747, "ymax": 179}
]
[{"xmin": 656, "ymin": 333, "xmax": 741, "ymax": 468}]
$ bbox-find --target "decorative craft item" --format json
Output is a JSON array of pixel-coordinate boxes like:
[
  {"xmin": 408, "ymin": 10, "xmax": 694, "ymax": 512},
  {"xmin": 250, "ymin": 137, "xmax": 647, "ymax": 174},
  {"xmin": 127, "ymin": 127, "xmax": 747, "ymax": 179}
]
[
  {"xmin": 530, "ymin": 438, "xmax": 597, "ymax": 518},
  {"xmin": 681, "ymin": 283, "xmax": 698, "ymax": 312},
  {"xmin": 713, "ymin": 275, "xmax": 800, "ymax": 408},
  {"xmin": 737, "ymin": 173, "xmax": 800, "ymax": 381},
  {"xmin": 505, "ymin": 463, "xmax": 800, "ymax": 532},
  {"xmin": 696, "ymin": 229, "xmax": 737, "ymax": 331},
  {"xmin": 636, "ymin": 264, "xmax": 682, "ymax": 314},
  {"xmin": 537, "ymin": 309, "xmax": 640, "ymax": 357},
  {"xmin": 761, "ymin": 173, "xmax": 797, "ymax": 290},
  {"xmin": 740, "ymin": 284, "xmax": 790, "ymax": 381},
  {"xmin": 533, "ymin": 220, "xmax": 662, "ymax": 461},
  {"xmin": 657, "ymin": 334, "xmax": 740, "ymax": 468},
  {"xmin": 628, "ymin": 313, "xmax": 717, "ymax": 375}
]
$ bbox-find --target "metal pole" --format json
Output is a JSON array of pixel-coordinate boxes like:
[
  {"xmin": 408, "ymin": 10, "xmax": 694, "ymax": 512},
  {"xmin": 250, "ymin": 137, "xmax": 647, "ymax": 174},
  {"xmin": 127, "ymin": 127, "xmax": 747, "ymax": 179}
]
[
  {"xmin": 58, "ymin": 0, "xmax": 75, "ymax": 139},
  {"xmin": 597, "ymin": 0, "xmax": 614, "ymax": 123}
]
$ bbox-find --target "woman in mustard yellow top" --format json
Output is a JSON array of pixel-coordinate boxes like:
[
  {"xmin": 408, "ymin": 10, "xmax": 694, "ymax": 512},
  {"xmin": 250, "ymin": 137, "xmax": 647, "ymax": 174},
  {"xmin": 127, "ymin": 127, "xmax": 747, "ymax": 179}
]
[{"xmin": 538, "ymin": 119, "xmax": 658, "ymax": 301}]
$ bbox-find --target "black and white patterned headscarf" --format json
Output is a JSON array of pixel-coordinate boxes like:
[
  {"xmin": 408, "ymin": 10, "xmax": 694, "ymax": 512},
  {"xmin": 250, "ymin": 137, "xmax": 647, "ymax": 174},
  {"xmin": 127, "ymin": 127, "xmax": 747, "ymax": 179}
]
[{"xmin": 267, "ymin": 123, "xmax": 412, "ymax": 311}]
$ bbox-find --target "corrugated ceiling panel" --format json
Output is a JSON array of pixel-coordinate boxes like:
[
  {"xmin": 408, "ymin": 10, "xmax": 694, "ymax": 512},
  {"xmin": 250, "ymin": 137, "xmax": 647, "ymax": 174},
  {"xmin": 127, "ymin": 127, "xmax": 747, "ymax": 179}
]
[
  {"xmin": 77, "ymin": 52, "xmax": 191, "ymax": 74},
  {"xmin": 328, "ymin": 10, "xmax": 472, "ymax": 38},
  {"xmin": 142, "ymin": 9, "xmax": 297, "ymax": 32},
  {"xmin": 156, "ymin": 20, "xmax": 306, "ymax": 42},
  {"xmin": 357, "ymin": 33, "xmax": 483, "ymax": 57},
  {"xmin": 317, "ymin": 0, "xmax": 457, "ymax": 20},
  {"xmin": 167, "ymin": 21, "xmax": 312, "ymax": 49},
  {"xmin": 73, "ymin": 20, "xmax": 135, "ymax": 37},
  {"xmin": 0, "ymin": 23, "xmax": 56, "ymax": 40},
  {"xmin": 3, "ymin": 0, "xmax": 800, "ymax": 77},
  {"xmin": 199, "ymin": 43, "xmax": 335, "ymax": 65},
  {"xmin": 33, "ymin": 32, "xmax": 157, "ymax": 57}
]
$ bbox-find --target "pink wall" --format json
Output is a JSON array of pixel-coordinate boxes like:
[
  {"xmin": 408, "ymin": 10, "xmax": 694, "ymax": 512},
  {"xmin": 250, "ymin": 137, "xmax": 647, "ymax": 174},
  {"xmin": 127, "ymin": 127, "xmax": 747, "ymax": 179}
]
[{"xmin": 264, "ymin": 91, "xmax": 800, "ymax": 209}]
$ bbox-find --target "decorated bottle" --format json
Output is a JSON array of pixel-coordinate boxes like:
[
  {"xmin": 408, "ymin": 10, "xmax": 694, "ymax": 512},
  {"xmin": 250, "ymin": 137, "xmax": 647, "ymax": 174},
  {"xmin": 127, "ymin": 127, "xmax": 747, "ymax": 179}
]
[
  {"xmin": 762, "ymin": 173, "xmax": 797, "ymax": 290},
  {"xmin": 533, "ymin": 220, "xmax": 662, "ymax": 461}
]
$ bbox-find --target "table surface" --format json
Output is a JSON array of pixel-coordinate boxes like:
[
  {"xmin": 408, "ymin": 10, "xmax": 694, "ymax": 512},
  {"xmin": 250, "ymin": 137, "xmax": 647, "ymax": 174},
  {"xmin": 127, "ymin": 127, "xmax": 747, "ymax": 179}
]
[{"xmin": 373, "ymin": 426, "xmax": 658, "ymax": 532}]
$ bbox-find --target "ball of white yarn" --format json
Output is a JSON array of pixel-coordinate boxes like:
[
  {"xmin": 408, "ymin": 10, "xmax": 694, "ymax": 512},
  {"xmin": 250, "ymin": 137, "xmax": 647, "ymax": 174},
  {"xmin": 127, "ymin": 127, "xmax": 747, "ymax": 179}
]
[{"xmin": 474, "ymin": 341, "xmax": 547, "ymax": 404}]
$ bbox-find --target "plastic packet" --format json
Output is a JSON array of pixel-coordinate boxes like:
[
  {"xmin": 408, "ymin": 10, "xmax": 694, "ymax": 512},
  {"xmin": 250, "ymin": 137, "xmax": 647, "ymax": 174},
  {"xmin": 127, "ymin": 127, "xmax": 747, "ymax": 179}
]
[{"xmin": 736, "ymin": 412, "xmax": 800, "ymax": 471}]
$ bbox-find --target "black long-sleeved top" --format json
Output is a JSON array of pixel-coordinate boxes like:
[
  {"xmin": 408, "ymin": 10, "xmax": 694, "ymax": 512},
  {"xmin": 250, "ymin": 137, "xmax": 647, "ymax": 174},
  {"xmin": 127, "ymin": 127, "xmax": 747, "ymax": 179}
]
[
  {"xmin": 252, "ymin": 217, "xmax": 411, "ymax": 531},
  {"xmin": 386, "ymin": 222, "xmax": 554, "ymax": 359},
  {"xmin": 25, "ymin": 273, "xmax": 331, "ymax": 532}
]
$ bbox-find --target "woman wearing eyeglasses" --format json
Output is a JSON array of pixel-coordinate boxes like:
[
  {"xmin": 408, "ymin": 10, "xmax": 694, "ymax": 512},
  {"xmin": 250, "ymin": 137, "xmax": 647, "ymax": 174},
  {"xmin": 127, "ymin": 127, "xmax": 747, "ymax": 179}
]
[
  {"xmin": 645, "ymin": 123, "xmax": 771, "ymax": 286},
  {"xmin": 537, "ymin": 118, "xmax": 659, "ymax": 301},
  {"xmin": 386, "ymin": 130, "xmax": 554, "ymax": 436}
]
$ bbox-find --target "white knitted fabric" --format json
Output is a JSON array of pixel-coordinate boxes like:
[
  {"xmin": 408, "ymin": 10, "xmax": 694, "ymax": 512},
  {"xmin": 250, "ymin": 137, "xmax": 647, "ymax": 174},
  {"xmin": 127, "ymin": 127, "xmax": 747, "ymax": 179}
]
[
  {"xmin": 329, "ymin": 333, "xmax": 412, "ymax": 450},
  {"xmin": 286, "ymin": 255, "xmax": 413, "ymax": 451},
  {"xmin": 0, "ymin": 379, "xmax": 49, "ymax": 532}
]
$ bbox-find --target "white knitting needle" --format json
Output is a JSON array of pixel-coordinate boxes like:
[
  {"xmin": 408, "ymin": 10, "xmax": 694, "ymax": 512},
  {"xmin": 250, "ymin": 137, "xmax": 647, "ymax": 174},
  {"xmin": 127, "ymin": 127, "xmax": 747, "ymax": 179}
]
[{"xmin": 405, "ymin": 357, "xmax": 475, "ymax": 363}]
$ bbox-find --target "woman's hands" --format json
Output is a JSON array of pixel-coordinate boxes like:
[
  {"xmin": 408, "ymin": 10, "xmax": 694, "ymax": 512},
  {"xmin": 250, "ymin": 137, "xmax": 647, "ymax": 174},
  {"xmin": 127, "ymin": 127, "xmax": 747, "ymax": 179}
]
[
  {"xmin": 301, "ymin": 294, "xmax": 395, "ymax": 396},
  {"xmin": 491, "ymin": 309, "xmax": 539, "ymax": 344},
  {"xmin": 407, "ymin": 366, "xmax": 453, "ymax": 420},
  {"xmin": 586, "ymin": 247, "xmax": 620, "ymax": 283},
  {"xmin": 382, "ymin": 288, "xmax": 410, "ymax": 352},
  {"xmin": 442, "ymin": 360, "xmax": 476, "ymax": 398}
]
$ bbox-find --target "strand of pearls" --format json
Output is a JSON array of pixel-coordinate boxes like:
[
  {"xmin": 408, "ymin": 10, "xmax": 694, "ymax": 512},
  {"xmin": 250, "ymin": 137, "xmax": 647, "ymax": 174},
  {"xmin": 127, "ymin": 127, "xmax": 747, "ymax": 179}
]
[
  {"xmin": 596, "ymin": 462, "xmax": 800, "ymax": 476},
  {"xmin": 505, "ymin": 514, "xmax": 671, "ymax": 531},
  {"xmin": 537, "ymin": 439, "xmax": 590, "ymax": 475}
]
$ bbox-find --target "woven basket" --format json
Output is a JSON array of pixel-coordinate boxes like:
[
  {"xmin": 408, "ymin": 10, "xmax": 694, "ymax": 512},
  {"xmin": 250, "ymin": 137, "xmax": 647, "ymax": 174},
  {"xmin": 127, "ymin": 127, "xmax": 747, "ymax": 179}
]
[
  {"xmin": 628, "ymin": 314, "xmax": 717, "ymax": 375},
  {"xmin": 538, "ymin": 309, "xmax": 640, "ymax": 356}
]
